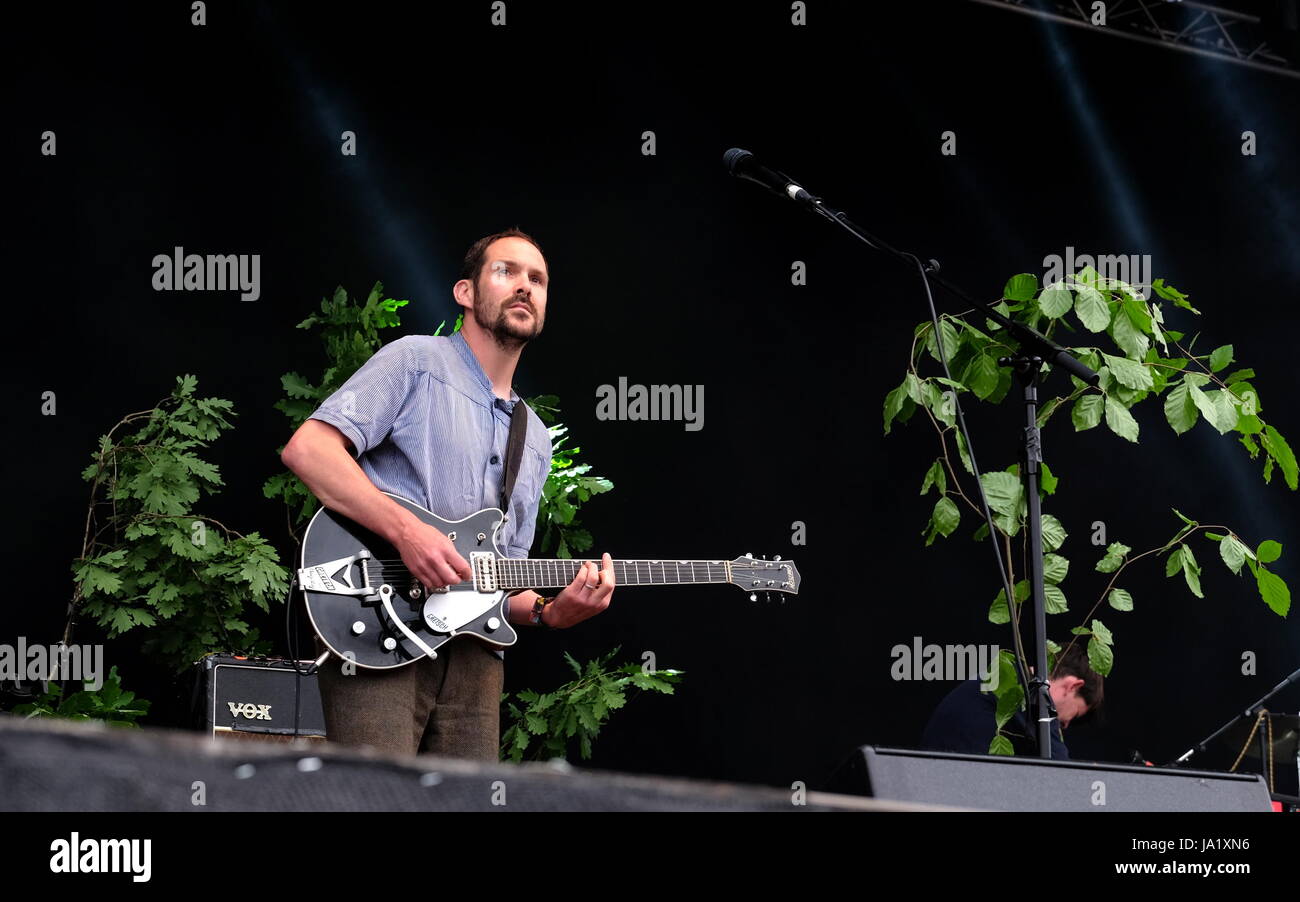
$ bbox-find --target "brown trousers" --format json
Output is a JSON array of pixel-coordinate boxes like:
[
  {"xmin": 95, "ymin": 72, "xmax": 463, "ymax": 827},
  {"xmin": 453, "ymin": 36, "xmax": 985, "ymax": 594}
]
[{"xmin": 315, "ymin": 637, "xmax": 503, "ymax": 761}]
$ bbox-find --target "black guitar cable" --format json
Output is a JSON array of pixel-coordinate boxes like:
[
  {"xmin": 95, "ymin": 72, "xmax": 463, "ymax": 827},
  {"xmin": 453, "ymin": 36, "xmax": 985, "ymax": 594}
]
[{"xmin": 283, "ymin": 572, "xmax": 323, "ymax": 741}]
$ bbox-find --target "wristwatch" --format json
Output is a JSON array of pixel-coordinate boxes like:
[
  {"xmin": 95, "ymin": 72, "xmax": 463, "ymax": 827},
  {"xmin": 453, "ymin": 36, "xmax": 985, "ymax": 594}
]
[{"xmin": 529, "ymin": 595, "xmax": 554, "ymax": 627}]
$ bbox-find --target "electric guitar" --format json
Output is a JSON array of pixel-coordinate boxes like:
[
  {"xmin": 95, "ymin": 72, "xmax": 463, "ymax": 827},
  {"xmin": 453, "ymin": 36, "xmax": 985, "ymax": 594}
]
[{"xmin": 297, "ymin": 492, "xmax": 801, "ymax": 670}]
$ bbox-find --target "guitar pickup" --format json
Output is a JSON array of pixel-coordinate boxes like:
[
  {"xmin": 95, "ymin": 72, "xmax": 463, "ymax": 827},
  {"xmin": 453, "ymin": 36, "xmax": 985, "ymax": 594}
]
[
  {"xmin": 298, "ymin": 552, "xmax": 374, "ymax": 596},
  {"xmin": 471, "ymin": 553, "xmax": 497, "ymax": 592}
]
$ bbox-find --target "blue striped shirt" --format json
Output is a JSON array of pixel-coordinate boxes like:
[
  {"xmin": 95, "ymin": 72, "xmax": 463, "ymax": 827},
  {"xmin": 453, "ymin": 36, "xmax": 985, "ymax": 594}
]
[{"xmin": 308, "ymin": 330, "xmax": 552, "ymax": 563}]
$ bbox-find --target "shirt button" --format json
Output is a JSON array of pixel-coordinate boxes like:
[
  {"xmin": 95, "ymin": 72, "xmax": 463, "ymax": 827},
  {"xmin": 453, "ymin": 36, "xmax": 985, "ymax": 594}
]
[{"xmin": 490, "ymin": 455, "xmax": 500, "ymax": 465}]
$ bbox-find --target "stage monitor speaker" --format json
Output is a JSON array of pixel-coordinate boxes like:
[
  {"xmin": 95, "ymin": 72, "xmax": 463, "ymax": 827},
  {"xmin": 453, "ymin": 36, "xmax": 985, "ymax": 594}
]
[
  {"xmin": 827, "ymin": 746, "xmax": 1272, "ymax": 812},
  {"xmin": 193, "ymin": 653, "xmax": 326, "ymax": 741}
]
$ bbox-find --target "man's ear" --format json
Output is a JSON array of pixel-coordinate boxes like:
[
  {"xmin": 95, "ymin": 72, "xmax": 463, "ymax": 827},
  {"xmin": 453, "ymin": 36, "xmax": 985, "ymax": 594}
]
[
  {"xmin": 452, "ymin": 280, "xmax": 473, "ymax": 309},
  {"xmin": 1064, "ymin": 675, "xmax": 1084, "ymax": 696},
  {"xmin": 452, "ymin": 278, "xmax": 473, "ymax": 310}
]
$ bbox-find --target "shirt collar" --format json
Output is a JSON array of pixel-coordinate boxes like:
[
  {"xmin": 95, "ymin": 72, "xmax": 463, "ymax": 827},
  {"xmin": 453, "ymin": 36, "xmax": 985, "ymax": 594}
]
[{"xmin": 450, "ymin": 329, "xmax": 520, "ymax": 409}]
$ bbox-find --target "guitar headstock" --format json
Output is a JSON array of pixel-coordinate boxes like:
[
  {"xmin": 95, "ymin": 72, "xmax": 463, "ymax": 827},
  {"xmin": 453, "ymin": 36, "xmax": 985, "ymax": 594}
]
[{"xmin": 728, "ymin": 553, "xmax": 800, "ymax": 602}]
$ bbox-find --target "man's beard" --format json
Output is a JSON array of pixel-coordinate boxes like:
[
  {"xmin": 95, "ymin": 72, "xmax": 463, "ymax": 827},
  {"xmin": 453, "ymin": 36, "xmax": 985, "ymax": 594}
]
[{"xmin": 472, "ymin": 288, "xmax": 543, "ymax": 349}]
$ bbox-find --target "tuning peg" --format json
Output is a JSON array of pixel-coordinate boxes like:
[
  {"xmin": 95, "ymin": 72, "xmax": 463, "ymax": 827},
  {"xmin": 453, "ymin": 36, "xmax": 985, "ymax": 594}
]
[
  {"xmin": 749, "ymin": 593, "xmax": 758, "ymax": 602},
  {"xmin": 745, "ymin": 552, "xmax": 753, "ymax": 559},
  {"xmin": 773, "ymin": 555, "xmax": 782, "ymax": 561}
]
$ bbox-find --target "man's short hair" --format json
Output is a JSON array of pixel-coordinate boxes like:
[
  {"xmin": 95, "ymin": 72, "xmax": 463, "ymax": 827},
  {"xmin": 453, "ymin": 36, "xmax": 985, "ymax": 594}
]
[
  {"xmin": 459, "ymin": 228, "xmax": 545, "ymax": 287},
  {"xmin": 1052, "ymin": 641, "xmax": 1105, "ymax": 718}
]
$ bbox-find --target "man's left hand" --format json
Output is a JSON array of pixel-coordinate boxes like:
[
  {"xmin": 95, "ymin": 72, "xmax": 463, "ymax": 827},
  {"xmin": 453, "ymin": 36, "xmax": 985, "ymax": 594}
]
[{"xmin": 543, "ymin": 553, "xmax": 615, "ymax": 628}]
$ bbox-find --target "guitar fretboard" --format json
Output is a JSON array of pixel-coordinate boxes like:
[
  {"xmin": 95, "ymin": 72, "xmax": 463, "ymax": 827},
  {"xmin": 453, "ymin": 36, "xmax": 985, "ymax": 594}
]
[{"xmin": 495, "ymin": 559, "xmax": 729, "ymax": 590}]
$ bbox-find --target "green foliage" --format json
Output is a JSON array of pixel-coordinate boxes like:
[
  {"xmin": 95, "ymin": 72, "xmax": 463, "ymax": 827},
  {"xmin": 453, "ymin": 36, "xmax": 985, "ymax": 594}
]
[
  {"xmin": 10, "ymin": 666, "xmax": 150, "ymax": 727},
  {"xmin": 528, "ymin": 396, "xmax": 615, "ymax": 559},
  {"xmin": 499, "ymin": 648, "xmax": 683, "ymax": 763},
  {"xmin": 886, "ymin": 271, "xmax": 1293, "ymax": 755},
  {"xmin": 70, "ymin": 374, "xmax": 290, "ymax": 671}
]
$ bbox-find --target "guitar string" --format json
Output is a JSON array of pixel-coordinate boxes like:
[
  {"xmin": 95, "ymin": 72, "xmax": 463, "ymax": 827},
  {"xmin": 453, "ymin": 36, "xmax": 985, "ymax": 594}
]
[
  {"xmin": 366, "ymin": 558, "xmax": 732, "ymax": 565},
  {"xmin": 365, "ymin": 560, "xmax": 733, "ymax": 577},
  {"xmin": 366, "ymin": 572, "xmax": 732, "ymax": 583},
  {"xmin": 367, "ymin": 561, "xmax": 734, "ymax": 573},
  {"xmin": 363, "ymin": 562, "xmax": 733, "ymax": 586}
]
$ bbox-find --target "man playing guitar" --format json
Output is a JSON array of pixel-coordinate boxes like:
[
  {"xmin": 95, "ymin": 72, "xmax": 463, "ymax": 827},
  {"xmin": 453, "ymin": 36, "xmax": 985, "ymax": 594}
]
[{"xmin": 281, "ymin": 228, "xmax": 615, "ymax": 760}]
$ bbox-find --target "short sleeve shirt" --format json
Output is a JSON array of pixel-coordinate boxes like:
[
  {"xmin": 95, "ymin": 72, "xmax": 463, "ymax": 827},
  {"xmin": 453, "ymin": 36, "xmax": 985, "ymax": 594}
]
[{"xmin": 307, "ymin": 331, "xmax": 552, "ymax": 561}]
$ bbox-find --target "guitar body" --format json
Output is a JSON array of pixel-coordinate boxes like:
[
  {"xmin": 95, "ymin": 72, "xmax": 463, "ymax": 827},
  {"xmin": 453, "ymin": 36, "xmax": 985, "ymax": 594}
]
[{"xmin": 300, "ymin": 493, "xmax": 517, "ymax": 671}]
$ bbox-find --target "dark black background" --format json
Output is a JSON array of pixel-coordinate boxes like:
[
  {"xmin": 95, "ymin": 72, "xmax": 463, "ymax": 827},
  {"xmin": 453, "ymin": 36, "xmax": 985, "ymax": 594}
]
[{"xmin": 3, "ymin": 0, "xmax": 1297, "ymax": 790}]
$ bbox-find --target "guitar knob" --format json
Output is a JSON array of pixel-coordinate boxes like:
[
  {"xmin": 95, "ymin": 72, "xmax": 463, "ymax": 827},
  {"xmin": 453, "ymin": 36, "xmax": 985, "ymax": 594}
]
[
  {"xmin": 486, "ymin": 617, "xmax": 501, "ymax": 631},
  {"xmin": 350, "ymin": 621, "xmax": 366, "ymax": 636},
  {"xmin": 382, "ymin": 637, "xmax": 397, "ymax": 652}
]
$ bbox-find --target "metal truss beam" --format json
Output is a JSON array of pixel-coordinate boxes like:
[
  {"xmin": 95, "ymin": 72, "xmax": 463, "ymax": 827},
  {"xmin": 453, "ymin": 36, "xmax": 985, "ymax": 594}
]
[{"xmin": 968, "ymin": 0, "xmax": 1300, "ymax": 80}]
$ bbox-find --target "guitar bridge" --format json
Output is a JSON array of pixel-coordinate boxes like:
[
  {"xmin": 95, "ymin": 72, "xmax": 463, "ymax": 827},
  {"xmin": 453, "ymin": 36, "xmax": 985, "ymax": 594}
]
[{"xmin": 298, "ymin": 551, "xmax": 374, "ymax": 596}]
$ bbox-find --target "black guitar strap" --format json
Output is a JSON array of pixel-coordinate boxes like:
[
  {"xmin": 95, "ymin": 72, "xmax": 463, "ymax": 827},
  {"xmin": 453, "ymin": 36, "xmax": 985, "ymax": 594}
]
[{"xmin": 499, "ymin": 397, "xmax": 531, "ymax": 515}]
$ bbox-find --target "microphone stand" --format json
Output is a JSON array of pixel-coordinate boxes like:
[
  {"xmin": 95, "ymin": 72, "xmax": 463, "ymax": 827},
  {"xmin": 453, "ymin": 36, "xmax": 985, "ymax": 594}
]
[
  {"xmin": 1167, "ymin": 663, "xmax": 1300, "ymax": 770},
  {"xmin": 796, "ymin": 193, "xmax": 1098, "ymax": 758}
]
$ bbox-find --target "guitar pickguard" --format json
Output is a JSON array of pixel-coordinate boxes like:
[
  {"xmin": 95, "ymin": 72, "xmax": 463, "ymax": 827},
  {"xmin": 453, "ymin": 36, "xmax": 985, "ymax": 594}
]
[{"xmin": 419, "ymin": 552, "xmax": 501, "ymax": 633}]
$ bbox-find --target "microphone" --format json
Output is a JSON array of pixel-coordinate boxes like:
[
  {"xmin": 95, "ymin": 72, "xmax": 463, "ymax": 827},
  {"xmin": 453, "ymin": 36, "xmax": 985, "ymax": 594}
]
[{"xmin": 723, "ymin": 148, "xmax": 817, "ymax": 206}]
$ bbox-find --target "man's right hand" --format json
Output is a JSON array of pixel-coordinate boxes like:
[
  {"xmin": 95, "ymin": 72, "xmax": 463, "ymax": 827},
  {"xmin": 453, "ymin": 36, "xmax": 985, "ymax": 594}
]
[{"xmin": 395, "ymin": 516, "xmax": 472, "ymax": 589}]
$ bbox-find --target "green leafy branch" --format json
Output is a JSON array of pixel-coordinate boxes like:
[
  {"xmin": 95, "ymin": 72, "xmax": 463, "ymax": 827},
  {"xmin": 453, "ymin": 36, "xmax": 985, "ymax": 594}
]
[
  {"xmin": 69, "ymin": 374, "xmax": 289, "ymax": 672},
  {"xmin": 884, "ymin": 268, "xmax": 1293, "ymax": 754},
  {"xmin": 500, "ymin": 647, "xmax": 683, "ymax": 763},
  {"xmin": 528, "ymin": 395, "xmax": 615, "ymax": 559}
]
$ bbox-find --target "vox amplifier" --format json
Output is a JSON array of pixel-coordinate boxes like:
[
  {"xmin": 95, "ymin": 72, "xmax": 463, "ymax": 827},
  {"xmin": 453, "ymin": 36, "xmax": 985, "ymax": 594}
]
[{"xmin": 194, "ymin": 653, "xmax": 326, "ymax": 741}]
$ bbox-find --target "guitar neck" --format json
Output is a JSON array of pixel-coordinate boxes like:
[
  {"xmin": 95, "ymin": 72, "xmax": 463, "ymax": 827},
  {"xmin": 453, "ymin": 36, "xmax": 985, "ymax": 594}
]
[{"xmin": 496, "ymin": 558, "xmax": 731, "ymax": 590}]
